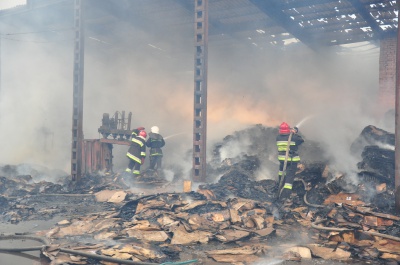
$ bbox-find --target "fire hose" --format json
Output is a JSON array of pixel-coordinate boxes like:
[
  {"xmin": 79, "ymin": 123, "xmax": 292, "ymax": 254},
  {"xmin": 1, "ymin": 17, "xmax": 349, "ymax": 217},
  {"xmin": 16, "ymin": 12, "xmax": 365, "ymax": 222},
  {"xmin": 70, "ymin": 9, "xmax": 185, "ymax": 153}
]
[
  {"xmin": 278, "ymin": 131, "xmax": 293, "ymax": 199},
  {"xmin": 293, "ymin": 177, "xmax": 326, "ymax": 208},
  {"xmin": 0, "ymin": 234, "xmax": 49, "ymax": 252},
  {"xmin": 311, "ymin": 219, "xmax": 400, "ymax": 242},
  {"xmin": 0, "ymin": 234, "xmax": 198, "ymax": 265},
  {"xmin": 57, "ymin": 248, "xmax": 198, "ymax": 265}
]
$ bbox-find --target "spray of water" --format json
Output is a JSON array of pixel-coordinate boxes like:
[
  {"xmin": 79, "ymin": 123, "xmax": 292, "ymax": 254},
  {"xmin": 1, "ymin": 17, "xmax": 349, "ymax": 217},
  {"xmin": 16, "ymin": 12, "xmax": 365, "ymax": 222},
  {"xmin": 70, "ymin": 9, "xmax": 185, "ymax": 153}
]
[
  {"xmin": 163, "ymin": 132, "xmax": 188, "ymax": 140},
  {"xmin": 295, "ymin": 114, "xmax": 316, "ymax": 128}
]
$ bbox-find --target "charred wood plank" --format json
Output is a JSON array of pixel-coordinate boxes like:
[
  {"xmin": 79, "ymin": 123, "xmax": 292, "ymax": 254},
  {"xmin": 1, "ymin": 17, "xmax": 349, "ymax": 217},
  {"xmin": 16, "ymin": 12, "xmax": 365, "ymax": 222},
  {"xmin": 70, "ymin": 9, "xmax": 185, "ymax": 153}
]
[
  {"xmin": 343, "ymin": 204, "xmax": 400, "ymax": 221},
  {"xmin": 350, "ymin": 125, "xmax": 394, "ymax": 156},
  {"xmin": 357, "ymin": 145, "xmax": 394, "ymax": 185}
]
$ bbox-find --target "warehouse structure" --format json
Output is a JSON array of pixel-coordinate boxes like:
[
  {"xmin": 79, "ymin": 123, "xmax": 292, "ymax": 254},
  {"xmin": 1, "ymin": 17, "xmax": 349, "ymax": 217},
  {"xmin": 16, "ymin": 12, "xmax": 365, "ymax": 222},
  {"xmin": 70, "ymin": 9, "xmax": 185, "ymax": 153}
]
[{"xmin": 0, "ymin": 0, "xmax": 399, "ymax": 208}]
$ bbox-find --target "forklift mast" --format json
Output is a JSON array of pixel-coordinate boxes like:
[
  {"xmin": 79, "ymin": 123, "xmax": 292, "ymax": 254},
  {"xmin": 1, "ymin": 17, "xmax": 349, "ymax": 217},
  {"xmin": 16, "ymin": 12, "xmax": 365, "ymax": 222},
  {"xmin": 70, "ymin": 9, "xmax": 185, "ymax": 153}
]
[{"xmin": 82, "ymin": 111, "xmax": 134, "ymax": 175}]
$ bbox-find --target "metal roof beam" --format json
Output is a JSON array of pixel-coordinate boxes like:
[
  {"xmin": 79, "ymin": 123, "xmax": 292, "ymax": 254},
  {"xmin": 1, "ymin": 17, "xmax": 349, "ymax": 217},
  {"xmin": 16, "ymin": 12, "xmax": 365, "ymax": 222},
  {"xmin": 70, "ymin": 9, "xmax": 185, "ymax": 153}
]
[
  {"xmin": 317, "ymin": 31, "xmax": 376, "ymax": 45},
  {"xmin": 278, "ymin": 0, "xmax": 340, "ymax": 10},
  {"xmin": 175, "ymin": 0, "xmax": 276, "ymax": 48},
  {"xmin": 288, "ymin": 9, "xmax": 358, "ymax": 21},
  {"xmin": 346, "ymin": 0, "xmax": 384, "ymax": 38},
  {"xmin": 308, "ymin": 23, "xmax": 397, "ymax": 36},
  {"xmin": 304, "ymin": 22, "xmax": 369, "ymax": 32},
  {"xmin": 175, "ymin": 0, "xmax": 282, "ymax": 37},
  {"xmin": 210, "ymin": 20, "xmax": 277, "ymax": 34},
  {"xmin": 249, "ymin": 0, "xmax": 318, "ymax": 50},
  {"xmin": 174, "ymin": 0, "xmax": 228, "ymax": 34},
  {"xmin": 87, "ymin": 0, "xmax": 193, "ymax": 38}
]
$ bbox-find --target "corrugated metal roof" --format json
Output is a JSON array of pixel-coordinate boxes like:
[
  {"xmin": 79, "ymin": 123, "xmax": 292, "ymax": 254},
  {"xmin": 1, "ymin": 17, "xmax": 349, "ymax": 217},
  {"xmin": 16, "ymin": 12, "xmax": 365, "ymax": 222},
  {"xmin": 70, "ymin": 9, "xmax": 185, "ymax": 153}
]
[{"xmin": 0, "ymin": 0, "xmax": 398, "ymax": 49}]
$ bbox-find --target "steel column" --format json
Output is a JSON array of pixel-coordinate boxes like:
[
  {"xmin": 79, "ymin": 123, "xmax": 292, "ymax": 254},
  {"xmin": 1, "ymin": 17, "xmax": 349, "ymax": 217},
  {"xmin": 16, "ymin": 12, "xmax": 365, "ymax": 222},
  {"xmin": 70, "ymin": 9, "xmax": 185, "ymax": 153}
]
[
  {"xmin": 395, "ymin": 0, "xmax": 400, "ymax": 212},
  {"xmin": 192, "ymin": 0, "xmax": 208, "ymax": 182},
  {"xmin": 0, "ymin": 35, "xmax": 2, "ymax": 105},
  {"xmin": 71, "ymin": 0, "xmax": 85, "ymax": 181}
]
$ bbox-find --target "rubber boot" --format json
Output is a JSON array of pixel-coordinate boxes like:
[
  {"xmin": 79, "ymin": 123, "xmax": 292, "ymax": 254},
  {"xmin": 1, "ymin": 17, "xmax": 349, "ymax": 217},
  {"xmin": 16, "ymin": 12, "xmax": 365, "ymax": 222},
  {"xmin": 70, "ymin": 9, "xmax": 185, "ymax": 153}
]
[{"xmin": 278, "ymin": 188, "xmax": 293, "ymax": 213}]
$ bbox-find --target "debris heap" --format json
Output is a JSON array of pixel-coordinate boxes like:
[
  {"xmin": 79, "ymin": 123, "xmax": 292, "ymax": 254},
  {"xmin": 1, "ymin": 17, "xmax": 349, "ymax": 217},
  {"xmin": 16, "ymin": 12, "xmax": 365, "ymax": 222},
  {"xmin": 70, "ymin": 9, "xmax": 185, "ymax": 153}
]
[{"xmin": 0, "ymin": 124, "xmax": 398, "ymax": 264}]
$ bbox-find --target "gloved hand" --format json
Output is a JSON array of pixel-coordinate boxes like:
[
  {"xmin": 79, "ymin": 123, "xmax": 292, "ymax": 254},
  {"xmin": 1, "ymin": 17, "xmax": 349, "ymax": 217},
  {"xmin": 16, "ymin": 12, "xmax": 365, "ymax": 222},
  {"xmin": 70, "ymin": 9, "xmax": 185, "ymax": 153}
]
[
  {"xmin": 141, "ymin": 157, "xmax": 145, "ymax": 164},
  {"xmin": 292, "ymin": 127, "xmax": 299, "ymax": 134}
]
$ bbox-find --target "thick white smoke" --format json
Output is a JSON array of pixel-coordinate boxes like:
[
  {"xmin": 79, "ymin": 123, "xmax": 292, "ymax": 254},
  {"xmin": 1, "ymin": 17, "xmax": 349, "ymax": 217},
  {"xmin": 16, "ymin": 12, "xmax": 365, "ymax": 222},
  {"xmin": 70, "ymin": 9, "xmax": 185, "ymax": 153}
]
[{"xmin": 0, "ymin": 3, "xmax": 380, "ymax": 181}]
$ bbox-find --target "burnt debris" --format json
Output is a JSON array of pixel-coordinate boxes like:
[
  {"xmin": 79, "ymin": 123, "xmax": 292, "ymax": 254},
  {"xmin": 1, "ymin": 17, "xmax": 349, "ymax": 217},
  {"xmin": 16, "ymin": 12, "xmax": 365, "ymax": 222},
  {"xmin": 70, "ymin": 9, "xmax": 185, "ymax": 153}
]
[{"xmin": 0, "ymin": 124, "xmax": 399, "ymax": 264}]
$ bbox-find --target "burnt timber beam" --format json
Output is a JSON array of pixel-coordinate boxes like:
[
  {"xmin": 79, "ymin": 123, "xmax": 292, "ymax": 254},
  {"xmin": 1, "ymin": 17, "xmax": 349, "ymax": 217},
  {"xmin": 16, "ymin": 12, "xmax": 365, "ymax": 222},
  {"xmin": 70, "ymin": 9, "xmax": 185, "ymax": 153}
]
[
  {"xmin": 249, "ymin": 0, "xmax": 318, "ymax": 50},
  {"xmin": 395, "ymin": 0, "xmax": 400, "ymax": 212},
  {"xmin": 192, "ymin": 0, "xmax": 208, "ymax": 182},
  {"xmin": 346, "ymin": 0, "xmax": 384, "ymax": 39},
  {"xmin": 71, "ymin": 0, "xmax": 84, "ymax": 181}
]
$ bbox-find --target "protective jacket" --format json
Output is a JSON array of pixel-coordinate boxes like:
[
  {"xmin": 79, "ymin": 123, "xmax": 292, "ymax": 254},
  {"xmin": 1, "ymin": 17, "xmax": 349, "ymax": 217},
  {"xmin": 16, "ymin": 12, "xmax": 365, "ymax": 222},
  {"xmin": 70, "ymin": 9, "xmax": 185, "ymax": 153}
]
[
  {"xmin": 127, "ymin": 135, "xmax": 146, "ymax": 164},
  {"xmin": 276, "ymin": 132, "xmax": 304, "ymax": 200},
  {"xmin": 131, "ymin": 128, "xmax": 141, "ymax": 138},
  {"xmin": 146, "ymin": 132, "xmax": 165, "ymax": 156},
  {"xmin": 276, "ymin": 133, "xmax": 304, "ymax": 162}
]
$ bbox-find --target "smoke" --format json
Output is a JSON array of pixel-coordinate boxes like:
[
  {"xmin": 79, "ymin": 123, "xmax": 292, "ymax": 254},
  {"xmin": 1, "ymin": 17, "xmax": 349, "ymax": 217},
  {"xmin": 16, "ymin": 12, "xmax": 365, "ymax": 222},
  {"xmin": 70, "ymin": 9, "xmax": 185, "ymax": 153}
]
[
  {"xmin": 254, "ymin": 163, "xmax": 275, "ymax": 181},
  {"xmin": 376, "ymin": 142, "xmax": 395, "ymax": 151},
  {"xmin": 206, "ymin": 43, "xmax": 379, "ymax": 182},
  {"xmin": 219, "ymin": 136, "xmax": 251, "ymax": 161},
  {"xmin": 162, "ymin": 168, "xmax": 174, "ymax": 182},
  {"xmin": 0, "ymin": 0, "xmax": 26, "ymax": 10},
  {"xmin": 299, "ymin": 110, "xmax": 373, "ymax": 183},
  {"xmin": 0, "ymin": 2, "xmax": 380, "ymax": 181},
  {"xmin": 0, "ymin": 163, "xmax": 66, "ymax": 183}
]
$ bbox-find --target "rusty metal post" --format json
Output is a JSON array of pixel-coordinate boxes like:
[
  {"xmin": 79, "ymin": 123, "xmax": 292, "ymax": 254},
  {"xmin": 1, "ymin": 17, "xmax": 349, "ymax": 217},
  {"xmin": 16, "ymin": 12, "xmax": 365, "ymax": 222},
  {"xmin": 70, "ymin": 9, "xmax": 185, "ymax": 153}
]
[
  {"xmin": 121, "ymin": 111, "xmax": 125, "ymax": 129},
  {"xmin": 193, "ymin": 0, "xmax": 208, "ymax": 182},
  {"xmin": 83, "ymin": 140, "xmax": 113, "ymax": 174},
  {"xmin": 127, "ymin": 112, "xmax": 132, "ymax": 131},
  {"xmin": 395, "ymin": 0, "xmax": 400, "ymax": 212},
  {"xmin": 71, "ymin": 0, "xmax": 85, "ymax": 181}
]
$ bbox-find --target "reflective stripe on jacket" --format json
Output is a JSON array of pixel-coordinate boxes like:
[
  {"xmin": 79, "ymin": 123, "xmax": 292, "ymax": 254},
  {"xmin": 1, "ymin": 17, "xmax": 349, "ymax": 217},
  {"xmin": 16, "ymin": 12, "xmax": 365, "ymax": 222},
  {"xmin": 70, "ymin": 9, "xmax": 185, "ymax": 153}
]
[
  {"xmin": 276, "ymin": 133, "xmax": 304, "ymax": 161},
  {"xmin": 127, "ymin": 135, "xmax": 146, "ymax": 164},
  {"xmin": 146, "ymin": 133, "xmax": 165, "ymax": 157}
]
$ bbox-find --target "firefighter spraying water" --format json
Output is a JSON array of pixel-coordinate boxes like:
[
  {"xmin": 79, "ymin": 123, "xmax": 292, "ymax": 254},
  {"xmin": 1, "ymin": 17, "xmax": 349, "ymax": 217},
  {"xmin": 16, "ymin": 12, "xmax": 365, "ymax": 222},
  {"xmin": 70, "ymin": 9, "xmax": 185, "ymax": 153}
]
[
  {"xmin": 146, "ymin": 126, "xmax": 165, "ymax": 171},
  {"xmin": 276, "ymin": 122, "xmax": 304, "ymax": 208}
]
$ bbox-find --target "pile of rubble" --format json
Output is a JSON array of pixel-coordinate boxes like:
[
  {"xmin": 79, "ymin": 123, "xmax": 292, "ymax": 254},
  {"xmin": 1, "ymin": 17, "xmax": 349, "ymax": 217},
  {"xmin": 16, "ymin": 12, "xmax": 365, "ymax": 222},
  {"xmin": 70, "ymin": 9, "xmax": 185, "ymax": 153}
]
[
  {"xmin": 36, "ymin": 190, "xmax": 400, "ymax": 264},
  {"xmin": 0, "ymin": 124, "xmax": 398, "ymax": 265}
]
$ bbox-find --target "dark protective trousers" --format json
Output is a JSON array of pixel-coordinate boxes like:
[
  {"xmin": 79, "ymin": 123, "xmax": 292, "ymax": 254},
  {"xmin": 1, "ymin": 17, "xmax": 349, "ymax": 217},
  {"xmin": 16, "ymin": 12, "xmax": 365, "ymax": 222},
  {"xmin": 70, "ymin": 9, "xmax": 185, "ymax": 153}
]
[
  {"xmin": 279, "ymin": 160, "xmax": 298, "ymax": 200},
  {"xmin": 126, "ymin": 159, "xmax": 141, "ymax": 175},
  {"xmin": 149, "ymin": 156, "xmax": 162, "ymax": 170}
]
